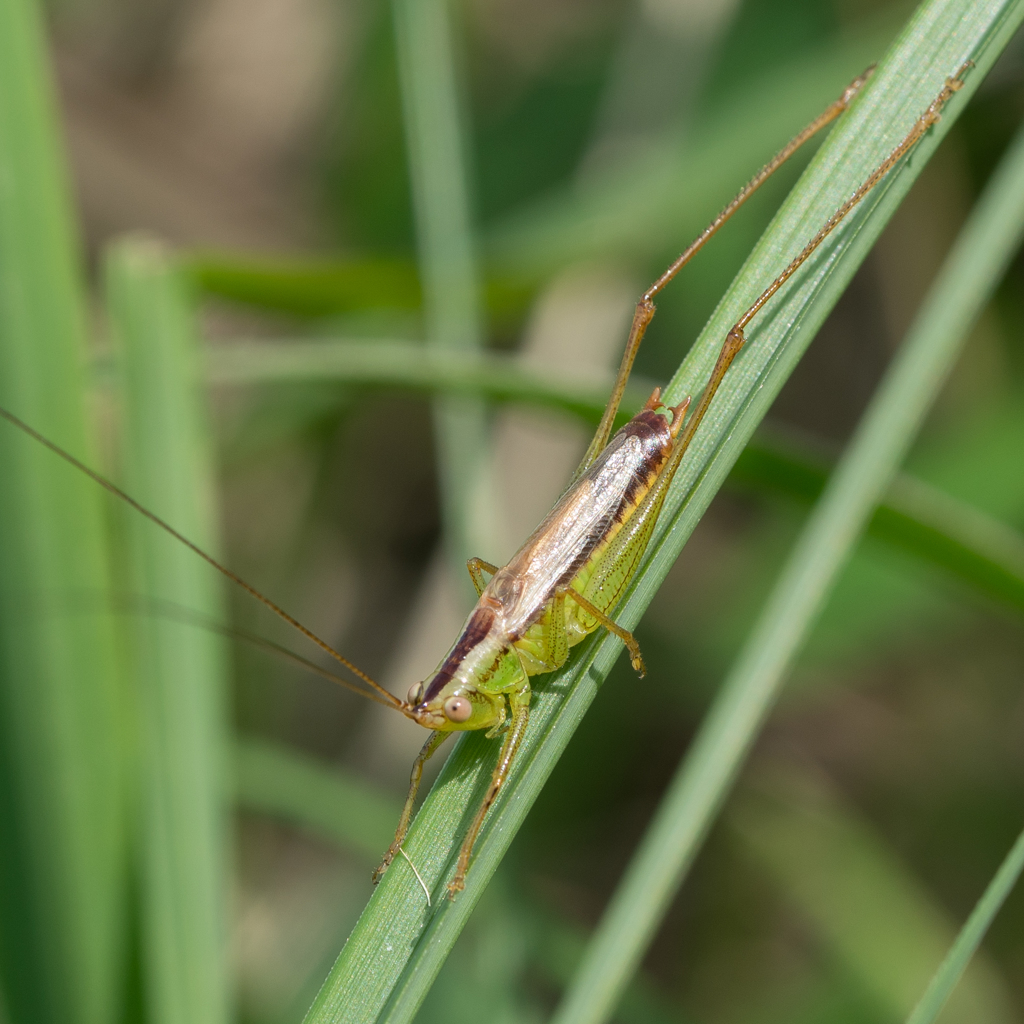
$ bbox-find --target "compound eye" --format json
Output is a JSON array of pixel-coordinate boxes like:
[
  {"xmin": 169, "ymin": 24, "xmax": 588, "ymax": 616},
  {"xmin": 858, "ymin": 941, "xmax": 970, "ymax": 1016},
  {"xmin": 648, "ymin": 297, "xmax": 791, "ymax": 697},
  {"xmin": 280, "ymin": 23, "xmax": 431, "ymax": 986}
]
[
  {"xmin": 443, "ymin": 696, "xmax": 472, "ymax": 722},
  {"xmin": 407, "ymin": 682, "xmax": 423, "ymax": 706}
]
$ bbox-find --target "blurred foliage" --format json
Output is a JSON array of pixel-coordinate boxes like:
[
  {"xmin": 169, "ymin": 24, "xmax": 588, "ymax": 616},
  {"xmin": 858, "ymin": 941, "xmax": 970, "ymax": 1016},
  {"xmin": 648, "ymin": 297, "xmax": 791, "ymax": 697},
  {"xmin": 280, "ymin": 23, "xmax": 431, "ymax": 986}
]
[{"xmin": 0, "ymin": 0, "xmax": 1023, "ymax": 1021}]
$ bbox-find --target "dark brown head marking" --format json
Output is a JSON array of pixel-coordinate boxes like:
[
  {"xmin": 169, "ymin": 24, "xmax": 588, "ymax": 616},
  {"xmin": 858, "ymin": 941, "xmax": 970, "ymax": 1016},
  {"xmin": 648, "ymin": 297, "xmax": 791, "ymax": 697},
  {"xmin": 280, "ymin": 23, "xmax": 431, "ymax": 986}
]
[{"xmin": 421, "ymin": 606, "xmax": 496, "ymax": 703}]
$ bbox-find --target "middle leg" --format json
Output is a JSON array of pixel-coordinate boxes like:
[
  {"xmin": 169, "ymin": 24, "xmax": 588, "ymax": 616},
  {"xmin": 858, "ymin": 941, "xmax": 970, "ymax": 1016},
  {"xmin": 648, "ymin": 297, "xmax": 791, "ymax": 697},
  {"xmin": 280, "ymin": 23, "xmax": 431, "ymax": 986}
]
[
  {"xmin": 564, "ymin": 587, "xmax": 645, "ymax": 677},
  {"xmin": 467, "ymin": 556, "xmax": 499, "ymax": 597}
]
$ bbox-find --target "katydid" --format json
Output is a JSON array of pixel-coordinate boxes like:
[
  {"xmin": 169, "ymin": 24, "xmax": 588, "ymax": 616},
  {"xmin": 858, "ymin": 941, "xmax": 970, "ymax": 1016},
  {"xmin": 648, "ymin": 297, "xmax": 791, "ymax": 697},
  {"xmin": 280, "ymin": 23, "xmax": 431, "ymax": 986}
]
[{"xmin": 0, "ymin": 63, "xmax": 967, "ymax": 900}]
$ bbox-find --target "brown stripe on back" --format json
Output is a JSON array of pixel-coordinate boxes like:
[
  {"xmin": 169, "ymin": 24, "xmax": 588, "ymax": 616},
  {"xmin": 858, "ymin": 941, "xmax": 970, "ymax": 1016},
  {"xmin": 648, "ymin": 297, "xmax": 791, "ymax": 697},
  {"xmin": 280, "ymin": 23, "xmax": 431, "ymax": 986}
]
[
  {"xmin": 422, "ymin": 606, "xmax": 496, "ymax": 702},
  {"xmin": 613, "ymin": 410, "xmax": 673, "ymax": 513}
]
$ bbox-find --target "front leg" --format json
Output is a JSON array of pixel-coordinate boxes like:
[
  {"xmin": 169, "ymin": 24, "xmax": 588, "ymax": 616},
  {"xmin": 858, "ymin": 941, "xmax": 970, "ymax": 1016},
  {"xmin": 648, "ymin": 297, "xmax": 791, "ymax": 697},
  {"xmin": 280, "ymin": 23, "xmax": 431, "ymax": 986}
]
[
  {"xmin": 447, "ymin": 680, "xmax": 530, "ymax": 897},
  {"xmin": 373, "ymin": 730, "xmax": 449, "ymax": 884}
]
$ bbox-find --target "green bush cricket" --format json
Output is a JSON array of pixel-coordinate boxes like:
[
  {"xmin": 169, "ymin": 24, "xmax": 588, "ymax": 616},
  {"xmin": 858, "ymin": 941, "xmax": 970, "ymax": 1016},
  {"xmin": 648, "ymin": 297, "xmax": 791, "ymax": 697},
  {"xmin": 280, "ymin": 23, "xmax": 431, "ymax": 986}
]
[{"xmin": 0, "ymin": 61, "xmax": 968, "ymax": 900}]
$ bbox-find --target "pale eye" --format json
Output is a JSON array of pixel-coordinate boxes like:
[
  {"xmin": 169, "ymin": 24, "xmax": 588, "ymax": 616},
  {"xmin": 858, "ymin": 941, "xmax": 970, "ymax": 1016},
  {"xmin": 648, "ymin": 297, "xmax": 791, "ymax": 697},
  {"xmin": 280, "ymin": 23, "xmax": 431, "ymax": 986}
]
[
  {"xmin": 443, "ymin": 696, "xmax": 472, "ymax": 722},
  {"xmin": 407, "ymin": 682, "xmax": 423, "ymax": 706}
]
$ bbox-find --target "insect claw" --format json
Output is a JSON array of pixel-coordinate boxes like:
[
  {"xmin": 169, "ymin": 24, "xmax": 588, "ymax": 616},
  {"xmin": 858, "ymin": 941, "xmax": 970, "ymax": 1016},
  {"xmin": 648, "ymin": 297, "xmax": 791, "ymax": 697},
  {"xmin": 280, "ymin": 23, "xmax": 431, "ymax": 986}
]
[
  {"xmin": 372, "ymin": 847, "xmax": 396, "ymax": 885},
  {"xmin": 624, "ymin": 637, "xmax": 647, "ymax": 677},
  {"xmin": 446, "ymin": 876, "xmax": 465, "ymax": 900}
]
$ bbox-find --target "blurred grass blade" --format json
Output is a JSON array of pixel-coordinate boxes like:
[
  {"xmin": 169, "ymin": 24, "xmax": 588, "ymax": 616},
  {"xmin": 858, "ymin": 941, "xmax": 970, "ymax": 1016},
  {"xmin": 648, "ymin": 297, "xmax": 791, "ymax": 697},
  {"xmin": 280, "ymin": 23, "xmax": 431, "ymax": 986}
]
[
  {"xmin": 731, "ymin": 769, "xmax": 1014, "ymax": 1024},
  {"xmin": 186, "ymin": 252, "xmax": 533, "ymax": 325},
  {"xmin": 0, "ymin": 2, "xmax": 126, "ymax": 1021},
  {"xmin": 553, "ymin": 30, "xmax": 1024, "ymax": 1024},
  {"xmin": 906, "ymin": 823, "xmax": 1024, "ymax": 1024},
  {"xmin": 189, "ymin": 253, "xmax": 422, "ymax": 316},
  {"xmin": 733, "ymin": 431, "xmax": 1024, "ymax": 616},
  {"xmin": 234, "ymin": 737, "xmax": 399, "ymax": 862},
  {"xmin": 107, "ymin": 237, "xmax": 231, "ymax": 1024},
  {"xmin": 203, "ymin": 338, "xmax": 648, "ymax": 425},
  {"xmin": 301, "ymin": 3, "xmax": 1023, "ymax": 1022},
  {"xmin": 392, "ymin": 0, "xmax": 494, "ymax": 587}
]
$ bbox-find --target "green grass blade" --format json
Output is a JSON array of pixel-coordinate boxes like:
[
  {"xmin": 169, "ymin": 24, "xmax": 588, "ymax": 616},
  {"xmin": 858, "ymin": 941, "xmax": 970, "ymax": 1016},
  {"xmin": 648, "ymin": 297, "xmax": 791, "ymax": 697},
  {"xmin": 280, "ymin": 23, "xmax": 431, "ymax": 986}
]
[
  {"xmin": 731, "ymin": 769, "xmax": 1014, "ymax": 1024},
  {"xmin": 392, "ymin": 0, "xmax": 493, "ymax": 584},
  {"xmin": 106, "ymin": 237, "xmax": 231, "ymax": 1024},
  {"xmin": 0, "ymin": 3, "xmax": 126, "ymax": 1021},
  {"xmin": 553, "ymin": 24, "xmax": 1024, "ymax": 1024},
  {"xmin": 905, "ymin": 825, "xmax": 1024, "ymax": 1024},
  {"xmin": 302, "ymin": 4, "xmax": 1021, "ymax": 1021}
]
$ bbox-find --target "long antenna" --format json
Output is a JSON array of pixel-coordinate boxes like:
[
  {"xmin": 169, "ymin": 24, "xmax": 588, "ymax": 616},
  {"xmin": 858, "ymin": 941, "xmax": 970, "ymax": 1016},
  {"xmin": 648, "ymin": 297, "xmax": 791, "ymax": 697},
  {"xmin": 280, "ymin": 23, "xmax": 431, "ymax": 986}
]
[
  {"xmin": 0, "ymin": 405, "xmax": 407, "ymax": 713},
  {"xmin": 103, "ymin": 592, "xmax": 406, "ymax": 711}
]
